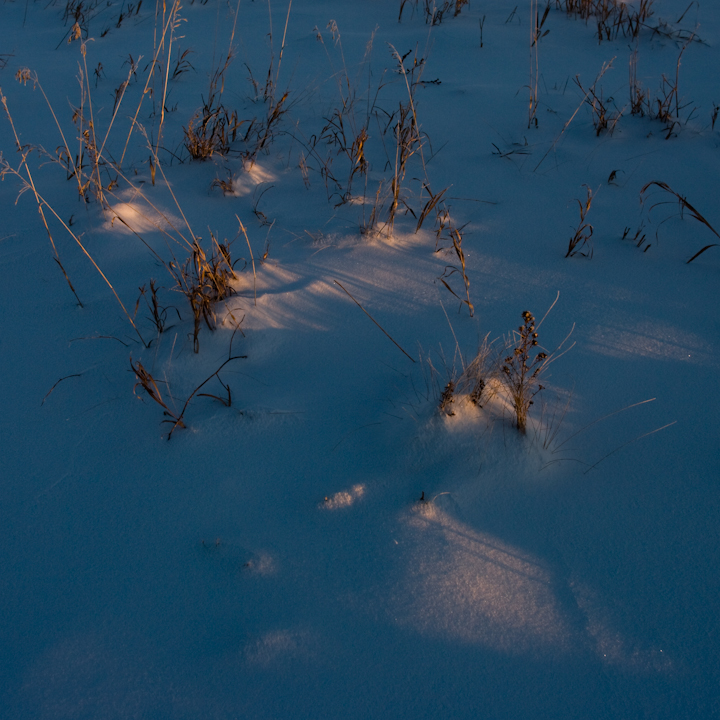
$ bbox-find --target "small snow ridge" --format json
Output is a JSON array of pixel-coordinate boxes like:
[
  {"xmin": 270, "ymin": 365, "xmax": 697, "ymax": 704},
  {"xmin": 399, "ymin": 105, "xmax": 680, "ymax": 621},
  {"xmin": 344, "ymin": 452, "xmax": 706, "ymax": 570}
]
[{"xmin": 321, "ymin": 484, "xmax": 365, "ymax": 510}]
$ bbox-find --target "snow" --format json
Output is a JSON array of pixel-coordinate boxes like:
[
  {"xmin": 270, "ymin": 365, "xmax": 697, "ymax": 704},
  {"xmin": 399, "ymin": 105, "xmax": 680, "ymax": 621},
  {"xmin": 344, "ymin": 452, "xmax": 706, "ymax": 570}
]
[{"xmin": 1, "ymin": 0, "xmax": 719, "ymax": 717}]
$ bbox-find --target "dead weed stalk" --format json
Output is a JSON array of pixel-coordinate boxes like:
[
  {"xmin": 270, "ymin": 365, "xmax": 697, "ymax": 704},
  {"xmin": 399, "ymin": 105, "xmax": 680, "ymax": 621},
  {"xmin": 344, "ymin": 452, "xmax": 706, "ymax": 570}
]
[
  {"xmin": 437, "ymin": 220, "xmax": 474, "ymax": 317},
  {"xmin": 501, "ymin": 303, "xmax": 574, "ymax": 433},
  {"xmin": 573, "ymin": 67, "xmax": 623, "ymax": 136},
  {"xmin": 566, "ymin": 185, "xmax": 594, "ymax": 258}
]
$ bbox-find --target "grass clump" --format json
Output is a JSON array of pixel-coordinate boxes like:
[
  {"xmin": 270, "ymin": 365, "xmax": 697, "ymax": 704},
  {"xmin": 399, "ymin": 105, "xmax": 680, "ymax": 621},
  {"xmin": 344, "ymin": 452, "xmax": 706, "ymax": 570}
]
[
  {"xmin": 557, "ymin": 0, "xmax": 655, "ymax": 41},
  {"xmin": 171, "ymin": 234, "xmax": 240, "ymax": 353},
  {"xmin": 399, "ymin": 0, "xmax": 469, "ymax": 25}
]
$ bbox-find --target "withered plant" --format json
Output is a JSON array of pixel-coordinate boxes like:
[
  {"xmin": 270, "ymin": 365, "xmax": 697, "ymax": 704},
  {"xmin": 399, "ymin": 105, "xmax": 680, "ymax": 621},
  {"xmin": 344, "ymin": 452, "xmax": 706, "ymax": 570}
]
[
  {"xmin": 556, "ymin": 0, "xmax": 655, "ymax": 41},
  {"xmin": 438, "ymin": 380, "xmax": 456, "ymax": 416},
  {"xmin": 383, "ymin": 46, "xmax": 428, "ymax": 233},
  {"xmin": 211, "ymin": 172, "xmax": 235, "ymax": 195},
  {"xmin": 318, "ymin": 109, "xmax": 369, "ymax": 202},
  {"xmin": 399, "ymin": 0, "xmax": 469, "ymax": 25},
  {"xmin": 427, "ymin": 333, "xmax": 498, "ymax": 416},
  {"xmin": 566, "ymin": 185, "xmax": 594, "ymax": 258},
  {"xmin": 171, "ymin": 233, "xmax": 240, "ymax": 353},
  {"xmin": 574, "ymin": 64, "xmax": 623, "ymax": 136},
  {"xmin": 415, "ymin": 184, "xmax": 449, "ymax": 233},
  {"xmin": 501, "ymin": 311, "xmax": 549, "ymax": 434},
  {"xmin": 529, "ymin": 0, "xmax": 551, "ymax": 128},
  {"xmin": 136, "ymin": 280, "xmax": 181, "ymax": 337},
  {"xmin": 243, "ymin": 91, "xmax": 290, "ymax": 167},
  {"xmin": 462, "ymin": 337, "xmax": 498, "ymax": 408},
  {"xmin": 387, "ymin": 98, "xmax": 422, "ymax": 229},
  {"xmin": 308, "ymin": 22, "xmax": 387, "ymax": 205},
  {"xmin": 629, "ymin": 47, "xmax": 648, "ymax": 116},
  {"xmin": 455, "ymin": 334, "xmax": 498, "ymax": 409},
  {"xmin": 14, "ymin": 35, "xmax": 136, "ymax": 206},
  {"xmin": 437, "ymin": 222, "xmax": 474, "ymax": 317},
  {"xmin": 184, "ymin": 84, "xmax": 245, "ymax": 160},
  {"xmin": 131, "ymin": 352, "xmax": 246, "ymax": 440},
  {"xmin": 131, "ymin": 358, "xmax": 184, "ymax": 433},
  {"xmin": 359, "ymin": 182, "xmax": 384, "ymax": 237}
]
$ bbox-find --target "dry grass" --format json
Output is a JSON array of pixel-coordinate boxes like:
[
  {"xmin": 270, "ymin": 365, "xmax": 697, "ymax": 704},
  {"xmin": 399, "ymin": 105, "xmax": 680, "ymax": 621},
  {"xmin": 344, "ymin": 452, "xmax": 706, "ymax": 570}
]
[
  {"xmin": 565, "ymin": 185, "xmax": 594, "ymax": 258},
  {"xmin": 573, "ymin": 69, "xmax": 623, "ymax": 136},
  {"xmin": 243, "ymin": 91, "xmax": 290, "ymax": 167},
  {"xmin": 211, "ymin": 173, "xmax": 235, "ymax": 195},
  {"xmin": 437, "ymin": 221, "xmax": 474, "ymax": 317},
  {"xmin": 183, "ymin": 54, "xmax": 245, "ymax": 161},
  {"xmin": 131, "ymin": 352, "xmax": 246, "ymax": 439},
  {"xmin": 136, "ymin": 280, "xmax": 180, "ymax": 338},
  {"xmin": 318, "ymin": 109, "xmax": 370, "ymax": 202},
  {"xmin": 416, "ymin": 184, "xmax": 449, "ymax": 233},
  {"xmin": 399, "ymin": 0, "xmax": 469, "ymax": 25},
  {"xmin": 425, "ymin": 332, "xmax": 498, "ymax": 416},
  {"xmin": 529, "ymin": 0, "xmax": 551, "ymax": 128},
  {"xmin": 170, "ymin": 234, "xmax": 240, "ymax": 353},
  {"xmin": 184, "ymin": 102, "xmax": 244, "ymax": 160},
  {"xmin": 456, "ymin": 334, "xmax": 498, "ymax": 409},
  {"xmin": 556, "ymin": 0, "xmax": 655, "ymax": 41}
]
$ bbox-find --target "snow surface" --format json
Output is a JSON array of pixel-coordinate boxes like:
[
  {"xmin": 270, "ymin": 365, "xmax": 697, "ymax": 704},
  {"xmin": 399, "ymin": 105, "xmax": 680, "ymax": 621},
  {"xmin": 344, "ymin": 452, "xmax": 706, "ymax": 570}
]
[{"xmin": 1, "ymin": 0, "xmax": 719, "ymax": 717}]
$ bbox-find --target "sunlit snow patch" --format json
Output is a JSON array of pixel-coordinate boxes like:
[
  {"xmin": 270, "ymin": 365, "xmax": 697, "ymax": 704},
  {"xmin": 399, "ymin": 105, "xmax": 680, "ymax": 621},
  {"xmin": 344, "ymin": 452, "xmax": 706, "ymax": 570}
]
[
  {"xmin": 388, "ymin": 502, "xmax": 571, "ymax": 654},
  {"xmin": 107, "ymin": 197, "xmax": 183, "ymax": 236},
  {"xmin": 228, "ymin": 163, "xmax": 277, "ymax": 197},
  {"xmin": 321, "ymin": 484, "xmax": 365, "ymax": 510},
  {"xmin": 588, "ymin": 317, "xmax": 712, "ymax": 366},
  {"xmin": 223, "ymin": 265, "xmax": 335, "ymax": 332}
]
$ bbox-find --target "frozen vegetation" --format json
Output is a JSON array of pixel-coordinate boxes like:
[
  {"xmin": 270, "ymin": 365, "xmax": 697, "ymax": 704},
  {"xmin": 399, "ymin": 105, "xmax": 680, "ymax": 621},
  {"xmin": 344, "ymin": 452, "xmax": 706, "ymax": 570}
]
[{"xmin": 0, "ymin": 0, "xmax": 718, "ymax": 717}]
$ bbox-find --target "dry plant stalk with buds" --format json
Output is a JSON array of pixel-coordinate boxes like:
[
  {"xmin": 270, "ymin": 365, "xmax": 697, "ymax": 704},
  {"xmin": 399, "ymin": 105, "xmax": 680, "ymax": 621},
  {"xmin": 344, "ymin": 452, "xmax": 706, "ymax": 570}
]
[{"xmin": 501, "ymin": 310, "xmax": 549, "ymax": 433}]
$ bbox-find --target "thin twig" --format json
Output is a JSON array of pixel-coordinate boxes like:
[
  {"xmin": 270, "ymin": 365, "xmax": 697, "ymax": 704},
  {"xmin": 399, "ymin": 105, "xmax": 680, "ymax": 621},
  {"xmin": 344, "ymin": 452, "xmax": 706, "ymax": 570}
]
[
  {"xmin": 583, "ymin": 421, "xmax": 677, "ymax": 474},
  {"xmin": 237, "ymin": 216, "xmax": 257, "ymax": 305},
  {"xmin": 553, "ymin": 397, "xmax": 656, "ymax": 452},
  {"xmin": 41, "ymin": 374, "xmax": 83, "ymax": 405},
  {"xmin": 334, "ymin": 280, "xmax": 415, "ymax": 362}
]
